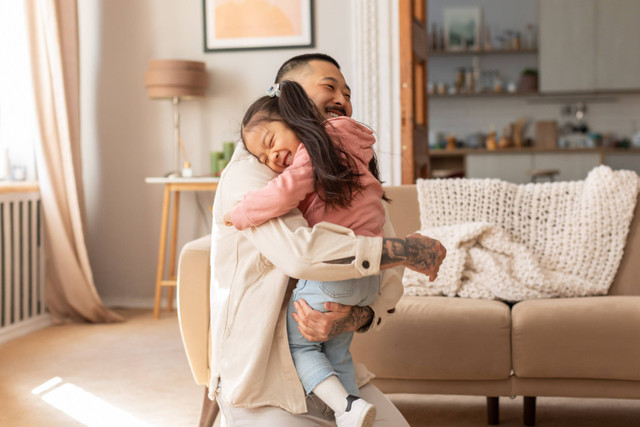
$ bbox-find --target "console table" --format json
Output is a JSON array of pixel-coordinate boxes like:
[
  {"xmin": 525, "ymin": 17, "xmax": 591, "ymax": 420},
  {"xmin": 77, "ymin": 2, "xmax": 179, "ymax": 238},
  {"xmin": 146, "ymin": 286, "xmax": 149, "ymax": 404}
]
[{"xmin": 145, "ymin": 177, "xmax": 219, "ymax": 318}]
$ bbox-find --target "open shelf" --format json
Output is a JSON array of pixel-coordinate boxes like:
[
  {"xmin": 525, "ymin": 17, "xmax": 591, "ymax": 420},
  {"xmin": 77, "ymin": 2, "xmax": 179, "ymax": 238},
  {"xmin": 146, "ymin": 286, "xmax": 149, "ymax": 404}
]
[{"xmin": 428, "ymin": 48, "xmax": 538, "ymax": 57}]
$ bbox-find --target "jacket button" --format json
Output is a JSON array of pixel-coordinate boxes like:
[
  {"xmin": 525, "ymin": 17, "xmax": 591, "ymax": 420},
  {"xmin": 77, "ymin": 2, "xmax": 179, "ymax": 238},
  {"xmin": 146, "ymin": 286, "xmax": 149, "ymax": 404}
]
[{"xmin": 362, "ymin": 260, "xmax": 370, "ymax": 268}]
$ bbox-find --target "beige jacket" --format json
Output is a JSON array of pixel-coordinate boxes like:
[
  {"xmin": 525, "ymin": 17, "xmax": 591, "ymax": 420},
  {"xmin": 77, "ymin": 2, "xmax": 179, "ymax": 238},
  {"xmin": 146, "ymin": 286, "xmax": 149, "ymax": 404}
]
[{"xmin": 209, "ymin": 143, "xmax": 404, "ymax": 414}]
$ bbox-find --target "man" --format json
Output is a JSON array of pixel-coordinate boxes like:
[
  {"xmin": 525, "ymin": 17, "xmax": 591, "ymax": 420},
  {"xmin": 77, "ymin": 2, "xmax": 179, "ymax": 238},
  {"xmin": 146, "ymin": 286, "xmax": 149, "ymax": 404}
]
[{"xmin": 210, "ymin": 53, "xmax": 444, "ymax": 426}]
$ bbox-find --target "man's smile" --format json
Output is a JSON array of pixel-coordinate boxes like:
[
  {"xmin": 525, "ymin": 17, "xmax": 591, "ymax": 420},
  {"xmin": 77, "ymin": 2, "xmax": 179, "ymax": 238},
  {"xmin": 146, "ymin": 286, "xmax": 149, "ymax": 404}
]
[{"xmin": 326, "ymin": 107, "xmax": 346, "ymax": 117}]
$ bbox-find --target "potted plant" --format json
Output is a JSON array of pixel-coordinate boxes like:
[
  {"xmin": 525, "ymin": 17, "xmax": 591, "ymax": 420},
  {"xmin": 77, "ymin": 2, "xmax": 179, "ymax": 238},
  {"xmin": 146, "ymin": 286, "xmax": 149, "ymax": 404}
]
[{"xmin": 519, "ymin": 68, "xmax": 538, "ymax": 93}]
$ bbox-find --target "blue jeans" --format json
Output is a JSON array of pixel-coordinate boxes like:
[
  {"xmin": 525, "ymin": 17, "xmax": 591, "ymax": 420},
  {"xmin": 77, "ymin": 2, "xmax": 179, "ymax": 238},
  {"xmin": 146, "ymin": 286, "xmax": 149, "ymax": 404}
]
[{"xmin": 286, "ymin": 275, "xmax": 381, "ymax": 396}]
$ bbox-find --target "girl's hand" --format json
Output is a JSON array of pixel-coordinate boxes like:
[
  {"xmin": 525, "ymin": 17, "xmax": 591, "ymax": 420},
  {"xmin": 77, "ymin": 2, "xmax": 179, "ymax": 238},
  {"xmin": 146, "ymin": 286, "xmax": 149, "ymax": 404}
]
[{"xmin": 223, "ymin": 212, "xmax": 233, "ymax": 227}]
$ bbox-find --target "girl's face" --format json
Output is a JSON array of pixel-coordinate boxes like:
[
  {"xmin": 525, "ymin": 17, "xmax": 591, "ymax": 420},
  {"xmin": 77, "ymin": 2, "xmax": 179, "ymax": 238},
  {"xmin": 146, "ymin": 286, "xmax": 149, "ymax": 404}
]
[{"xmin": 243, "ymin": 118, "xmax": 301, "ymax": 174}]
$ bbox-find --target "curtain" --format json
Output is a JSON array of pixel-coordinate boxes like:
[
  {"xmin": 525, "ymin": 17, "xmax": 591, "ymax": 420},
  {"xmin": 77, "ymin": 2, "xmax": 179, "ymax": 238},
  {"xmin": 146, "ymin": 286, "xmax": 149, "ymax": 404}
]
[{"xmin": 25, "ymin": 0, "xmax": 122, "ymax": 323}]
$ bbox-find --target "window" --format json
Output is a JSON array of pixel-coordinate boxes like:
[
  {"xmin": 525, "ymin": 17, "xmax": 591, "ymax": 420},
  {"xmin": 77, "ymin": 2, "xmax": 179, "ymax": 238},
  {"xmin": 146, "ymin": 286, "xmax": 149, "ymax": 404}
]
[{"xmin": 0, "ymin": 1, "xmax": 37, "ymax": 182}]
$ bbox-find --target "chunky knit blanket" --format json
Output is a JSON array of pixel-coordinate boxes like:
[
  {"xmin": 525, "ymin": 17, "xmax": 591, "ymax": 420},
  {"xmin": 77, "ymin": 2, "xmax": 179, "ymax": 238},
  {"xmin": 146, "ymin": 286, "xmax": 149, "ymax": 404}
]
[{"xmin": 403, "ymin": 166, "xmax": 640, "ymax": 301}]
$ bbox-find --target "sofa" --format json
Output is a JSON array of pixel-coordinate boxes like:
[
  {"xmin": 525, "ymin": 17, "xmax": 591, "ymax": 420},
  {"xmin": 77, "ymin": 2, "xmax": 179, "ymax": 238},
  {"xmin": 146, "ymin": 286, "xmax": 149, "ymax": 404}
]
[{"xmin": 177, "ymin": 184, "xmax": 640, "ymax": 426}]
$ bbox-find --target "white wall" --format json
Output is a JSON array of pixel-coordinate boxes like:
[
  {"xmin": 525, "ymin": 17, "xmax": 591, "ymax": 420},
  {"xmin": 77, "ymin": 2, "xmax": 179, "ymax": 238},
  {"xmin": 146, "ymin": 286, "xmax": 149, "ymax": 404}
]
[{"xmin": 79, "ymin": 0, "xmax": 355, "ymax": 306}]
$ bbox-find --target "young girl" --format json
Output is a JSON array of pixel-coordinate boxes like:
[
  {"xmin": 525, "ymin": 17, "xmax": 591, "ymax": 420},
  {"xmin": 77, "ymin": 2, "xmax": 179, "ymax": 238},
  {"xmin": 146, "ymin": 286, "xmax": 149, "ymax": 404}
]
[{"xmin": 224, "ymin": 80, "xmax": 392, "ymax": 427}]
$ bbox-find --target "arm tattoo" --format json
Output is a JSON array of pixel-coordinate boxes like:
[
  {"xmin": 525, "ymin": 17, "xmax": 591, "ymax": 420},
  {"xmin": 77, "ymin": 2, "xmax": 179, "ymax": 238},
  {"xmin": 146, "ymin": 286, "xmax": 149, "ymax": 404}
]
[
  {"xmin": 380, "ymin": 238, "xmax": 407, "ymax": 268},
  {"xmin": 327, "ymin": 306, "xmax": 374, "ymax": 338}
]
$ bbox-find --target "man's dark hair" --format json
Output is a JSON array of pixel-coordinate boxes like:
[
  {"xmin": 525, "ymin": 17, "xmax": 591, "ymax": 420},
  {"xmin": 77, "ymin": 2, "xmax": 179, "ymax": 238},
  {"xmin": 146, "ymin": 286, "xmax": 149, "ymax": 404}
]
[
  {"xmin": 274, "ymin": 53, "xmax": 341, "ymax": 84},
  {"xmin": 241, "ymin": 80, "xmax": 364, "ymax": 209}
]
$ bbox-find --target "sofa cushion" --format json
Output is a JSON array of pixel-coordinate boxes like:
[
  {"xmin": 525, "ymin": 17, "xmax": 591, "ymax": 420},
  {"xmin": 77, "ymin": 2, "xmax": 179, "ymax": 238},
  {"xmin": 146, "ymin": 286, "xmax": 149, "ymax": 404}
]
[
  {"xmin": 512, "ymin": 296, "xmax": 640, "ymax": 381},
  {"xmin": 351, "ymin": 296, "xmax": 512, "ymax": 380}
]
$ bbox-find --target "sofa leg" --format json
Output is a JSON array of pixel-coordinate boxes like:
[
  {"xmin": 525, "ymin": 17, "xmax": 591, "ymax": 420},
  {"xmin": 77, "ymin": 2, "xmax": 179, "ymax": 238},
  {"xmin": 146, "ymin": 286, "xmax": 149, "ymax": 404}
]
[
  {"xmin": 523, "ymin": 396, "xmax": 536, "ymax": 426},
  {"xmin": 199, "ymin": 387, "xmax": 219, "ymax": 427},
  {"xmin": 487, "ymin": 396, "xmax": 499, "ymax": 425}
]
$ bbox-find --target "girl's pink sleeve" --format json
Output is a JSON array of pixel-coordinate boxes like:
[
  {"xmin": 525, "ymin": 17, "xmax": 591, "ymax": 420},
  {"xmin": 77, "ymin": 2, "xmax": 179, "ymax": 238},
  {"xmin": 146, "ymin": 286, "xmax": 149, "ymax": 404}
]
[{"xmin": 228, "ymin": 148, "xmax": 315, "ymax": 229}]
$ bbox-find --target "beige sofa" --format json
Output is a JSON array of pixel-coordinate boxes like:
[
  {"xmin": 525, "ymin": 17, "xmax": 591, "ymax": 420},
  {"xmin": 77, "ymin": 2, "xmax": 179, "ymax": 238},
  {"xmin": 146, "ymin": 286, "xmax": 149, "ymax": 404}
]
[{"xmin": 177, "ymin": 184, "xmax": 640, "ymax": 426}]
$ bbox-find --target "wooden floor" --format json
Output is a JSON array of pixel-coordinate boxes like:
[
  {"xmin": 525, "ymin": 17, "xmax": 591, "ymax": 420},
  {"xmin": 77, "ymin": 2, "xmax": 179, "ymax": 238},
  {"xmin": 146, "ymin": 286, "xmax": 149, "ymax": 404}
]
[{"xmin": 1, "ymin": 309, "xmax": 639, "ymax": 426}]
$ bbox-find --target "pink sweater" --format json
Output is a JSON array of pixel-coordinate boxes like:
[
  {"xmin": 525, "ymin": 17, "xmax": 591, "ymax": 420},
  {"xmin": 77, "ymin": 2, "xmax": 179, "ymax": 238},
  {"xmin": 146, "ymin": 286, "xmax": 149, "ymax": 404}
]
[{"xmin": 229, "ymin": 117, "xmax": 385, "ymax": 238}]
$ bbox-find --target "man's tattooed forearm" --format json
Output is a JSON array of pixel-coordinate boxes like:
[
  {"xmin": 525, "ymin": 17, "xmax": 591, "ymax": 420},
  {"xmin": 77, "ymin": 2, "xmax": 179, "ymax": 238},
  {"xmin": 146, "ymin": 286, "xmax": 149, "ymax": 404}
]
[
  {"xmin": 380, "ymin": 238, "xmax": 407, "ymax": 267},
  {"xmin": 327, "ymin": 306, "xmax": 374, "ymax": 338}
]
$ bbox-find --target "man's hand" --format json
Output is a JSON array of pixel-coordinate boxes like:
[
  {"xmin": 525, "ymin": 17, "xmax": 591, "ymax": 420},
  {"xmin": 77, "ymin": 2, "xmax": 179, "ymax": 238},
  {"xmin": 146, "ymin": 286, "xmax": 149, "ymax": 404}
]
[
  {"xmin": 405, "ymin": 233, "xmax": 447, "ymax": 281},
  {"xmin": 381, "ymin": 234, "xmax": 446, "ymax": 281},
  {"xmin": 291, "ymin": 299, "xmax": 374, "ymax": 342}
]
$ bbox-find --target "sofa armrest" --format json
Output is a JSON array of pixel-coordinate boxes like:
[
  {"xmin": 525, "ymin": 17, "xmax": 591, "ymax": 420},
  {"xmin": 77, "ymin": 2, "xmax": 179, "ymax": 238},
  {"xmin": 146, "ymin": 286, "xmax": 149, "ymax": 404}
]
[{"xmin": 177, "ymin": 235, "xmax": 212, "ymax": 386}]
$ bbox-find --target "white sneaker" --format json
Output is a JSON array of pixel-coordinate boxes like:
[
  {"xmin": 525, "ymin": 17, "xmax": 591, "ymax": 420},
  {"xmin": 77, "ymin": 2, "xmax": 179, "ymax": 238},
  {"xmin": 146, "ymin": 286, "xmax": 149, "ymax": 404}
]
[{"xmin": 335, "ymin": 398, "xmax": 377, "ymax": 427}]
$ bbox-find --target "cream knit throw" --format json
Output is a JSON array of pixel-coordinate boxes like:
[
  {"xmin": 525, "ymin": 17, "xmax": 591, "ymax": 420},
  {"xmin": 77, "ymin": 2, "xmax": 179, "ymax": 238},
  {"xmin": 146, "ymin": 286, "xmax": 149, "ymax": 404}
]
[{"xmin": 403, "ymin": 166, "xmax": 640, "ymax": 301}]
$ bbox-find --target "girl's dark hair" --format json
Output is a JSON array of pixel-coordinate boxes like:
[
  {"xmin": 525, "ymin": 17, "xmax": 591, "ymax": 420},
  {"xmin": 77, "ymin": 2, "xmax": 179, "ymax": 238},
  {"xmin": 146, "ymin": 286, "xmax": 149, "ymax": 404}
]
[{"xmin": 242, "ymin": 80, "xmax": 387, "ymax": 209}]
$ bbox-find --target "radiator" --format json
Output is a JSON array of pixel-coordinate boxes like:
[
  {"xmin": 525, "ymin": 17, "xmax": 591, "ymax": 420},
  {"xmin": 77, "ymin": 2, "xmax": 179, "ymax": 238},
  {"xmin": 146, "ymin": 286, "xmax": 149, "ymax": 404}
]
[{"xmin": 0, "ymin": 189, "xmax": 48, "ymax": 344}]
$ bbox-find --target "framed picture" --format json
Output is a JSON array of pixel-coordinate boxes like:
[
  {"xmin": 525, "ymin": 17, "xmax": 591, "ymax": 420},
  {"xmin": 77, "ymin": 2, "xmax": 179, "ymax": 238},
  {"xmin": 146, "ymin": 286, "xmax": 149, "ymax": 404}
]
[
  {"xmin": 443, "ymin": 7, "xmax": 482, "ymax": 51},
  {"xmin": 203, "ymin": 0, "xmax": 314, "ymax": 52}
]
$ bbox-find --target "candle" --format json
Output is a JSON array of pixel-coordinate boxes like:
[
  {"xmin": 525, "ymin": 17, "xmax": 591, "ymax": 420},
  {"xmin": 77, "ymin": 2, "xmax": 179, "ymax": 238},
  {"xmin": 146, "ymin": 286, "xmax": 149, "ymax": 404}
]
[
  {"xmin": 217, "ymin": 158, "xmax": 230, "ymax": 174},
  {"xmin": 210, "ymin": 151, "xmax": 223, "ymax": 175},
  {"xmin": 223, "ymin": 141, "xmax": 235, "ymax": 161}
]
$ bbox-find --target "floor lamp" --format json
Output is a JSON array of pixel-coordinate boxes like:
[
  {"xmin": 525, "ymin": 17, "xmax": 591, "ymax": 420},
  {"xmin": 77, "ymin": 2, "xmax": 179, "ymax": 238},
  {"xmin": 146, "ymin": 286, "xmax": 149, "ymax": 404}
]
[{"xmin": 144, "ymin": 60, "xmax": 209, "ymax": 177}]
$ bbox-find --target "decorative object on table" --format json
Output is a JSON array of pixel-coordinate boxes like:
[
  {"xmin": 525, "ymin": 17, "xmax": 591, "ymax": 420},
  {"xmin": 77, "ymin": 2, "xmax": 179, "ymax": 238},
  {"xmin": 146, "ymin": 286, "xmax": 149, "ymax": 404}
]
[
  {"xmin": 535, "ymin": 120, "xmax": 558, "ymax": 148},
  {"xmin": 144, "ymin": 59, "xmax": 209, "ymax": 177},
  {"xmin": 498, "ymin": 126, "xmax": 512, "ymax": 148},
  {"xmin": 223, "ymin": 141, "xmax": 235, "ymax": 161},
  {"xmin": 455, "ymin": 67, "xmax": 465, "ymax": 92},
  {"xmin": 486, "ymin": 130, "xmax": 497, "ymax": 150},
  {"xmin": 483, "ymin": 23, "xmax": 492, "ymax": 51},
  {"xmin": 429, "ymin": 130, "xmax": 446, "ymax": 149},
  {"xmin": 181, "ymin": 161, "xmax": 193, "ymax": 178},
  {"xmin": 519, "ymin": 69, "xmax": 538, "ymax": 92},
  {"xmin": 512, "ymin": 117, "xmax": 529, "ymax": 148},
  {"xmin": 210, "ymin": 151, "xmax": 223, "ymax": 176},
  {"xmin": 446, "ymin": 135, "xmax": 457, "ymax": 151},
  {"xmin": 203, "ymin": 0, "xmax": 313, "ymax": 52},
  {"xmin": 11, "ymin": 165, "xmax": 26, "ymax": 181},
  {"xmin": 443, "ymin": 7, "xmax": 482, "ymax": 51},
  {"xmin": 465, "ymin": 133, "xmax": 485, "ymax": 149}
]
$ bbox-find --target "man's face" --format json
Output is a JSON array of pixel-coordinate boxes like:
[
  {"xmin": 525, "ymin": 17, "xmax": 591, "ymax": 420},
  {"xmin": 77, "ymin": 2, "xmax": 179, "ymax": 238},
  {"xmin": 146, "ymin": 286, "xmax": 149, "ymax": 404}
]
[{"xmin": 286, "ymin": 60, "xmax": 352, "ymax": 119}]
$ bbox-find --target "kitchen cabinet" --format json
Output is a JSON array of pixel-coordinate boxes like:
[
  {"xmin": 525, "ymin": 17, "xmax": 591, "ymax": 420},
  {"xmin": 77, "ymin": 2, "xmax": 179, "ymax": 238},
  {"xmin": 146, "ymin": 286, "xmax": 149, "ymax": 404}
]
[
  {"xmin": 467, "ymin": 151, "xmax": 600, "ymax": 183},
  {"xmin": 595, "ymin": 0, "xmax": 640, "ymax": 90},
  {"xmin": 539, "ymin": 0, "xmax": 640, "ymax": 92}
]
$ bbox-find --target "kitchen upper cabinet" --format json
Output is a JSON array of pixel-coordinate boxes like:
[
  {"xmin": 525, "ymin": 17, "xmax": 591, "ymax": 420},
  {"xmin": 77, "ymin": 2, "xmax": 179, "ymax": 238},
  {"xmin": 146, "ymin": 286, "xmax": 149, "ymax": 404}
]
[
  {"xmin": 540, "ymin": 0, "xmax": 640, "ymax": 92},
  {"xmin": 595, "ymin": 0, "xmax": 640, "ymax": 90},
  {"xmin": 539, "ymin": 0, "xmax": 597, "ymax": 92}
]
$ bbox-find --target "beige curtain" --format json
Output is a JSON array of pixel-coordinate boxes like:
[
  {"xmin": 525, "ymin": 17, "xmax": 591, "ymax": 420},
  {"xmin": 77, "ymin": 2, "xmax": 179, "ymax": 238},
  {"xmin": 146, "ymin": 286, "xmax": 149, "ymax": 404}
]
[{"xmin": 25, "ymin": 0, "xmax": 122, "ymax": 323}]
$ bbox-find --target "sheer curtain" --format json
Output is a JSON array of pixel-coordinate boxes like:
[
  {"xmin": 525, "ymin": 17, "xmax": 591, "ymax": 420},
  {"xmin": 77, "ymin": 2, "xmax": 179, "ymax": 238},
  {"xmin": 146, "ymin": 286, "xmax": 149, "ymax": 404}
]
[{"xmin": 25, "ymin": 0, "xmax": 121, "ymax": 323}]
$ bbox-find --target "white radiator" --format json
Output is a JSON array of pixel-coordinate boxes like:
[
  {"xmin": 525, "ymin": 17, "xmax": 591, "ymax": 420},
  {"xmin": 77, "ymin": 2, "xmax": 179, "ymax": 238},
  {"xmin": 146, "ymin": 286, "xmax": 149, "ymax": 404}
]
[{"xmin": 0, "ymin": 189, "xmax": 48, "ymax": 344}]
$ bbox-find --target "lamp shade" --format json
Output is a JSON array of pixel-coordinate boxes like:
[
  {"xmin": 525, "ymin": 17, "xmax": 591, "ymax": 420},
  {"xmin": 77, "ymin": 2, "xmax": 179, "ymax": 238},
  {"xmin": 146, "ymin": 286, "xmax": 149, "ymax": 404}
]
[{"xmin": 144, "ymin": 59, "xmax": 209, "ymax": 99}]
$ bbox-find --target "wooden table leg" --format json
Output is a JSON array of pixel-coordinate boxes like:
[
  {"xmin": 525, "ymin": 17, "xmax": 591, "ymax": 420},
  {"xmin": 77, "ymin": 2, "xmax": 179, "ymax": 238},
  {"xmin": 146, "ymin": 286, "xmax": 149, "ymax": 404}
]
[
  {"xmin": 154, "ymin": 185, "xmax": 172, "ymax": 319},
  {"xmin": 167, "ymin": 190, "xmax": 180, "ymax": 312}
]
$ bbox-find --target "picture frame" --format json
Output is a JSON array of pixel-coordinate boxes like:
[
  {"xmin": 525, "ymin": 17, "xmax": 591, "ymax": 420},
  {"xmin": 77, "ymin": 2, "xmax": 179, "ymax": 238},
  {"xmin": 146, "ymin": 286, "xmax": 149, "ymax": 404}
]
[
  {"xmin": 203, "ymin": 0, "xmax": 314, "ymax": 52},
  {"xmin": 443, "ymin": 7, "xmax": 482, "ymax": 51}
]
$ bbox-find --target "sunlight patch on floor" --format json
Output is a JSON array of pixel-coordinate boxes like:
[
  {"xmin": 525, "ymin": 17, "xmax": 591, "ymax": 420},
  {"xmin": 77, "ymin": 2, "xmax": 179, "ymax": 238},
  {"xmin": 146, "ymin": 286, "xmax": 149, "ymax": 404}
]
[{"xmin": 31, "ymin": 377, "xmax": 151, "ymax": 427}]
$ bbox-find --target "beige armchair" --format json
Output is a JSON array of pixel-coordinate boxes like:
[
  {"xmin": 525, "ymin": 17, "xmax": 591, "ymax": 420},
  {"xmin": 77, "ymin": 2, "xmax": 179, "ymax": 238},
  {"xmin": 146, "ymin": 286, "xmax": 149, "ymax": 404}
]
[{"xmin": 176, "ymin": 235, "xmax": 218, "ymax": 427}]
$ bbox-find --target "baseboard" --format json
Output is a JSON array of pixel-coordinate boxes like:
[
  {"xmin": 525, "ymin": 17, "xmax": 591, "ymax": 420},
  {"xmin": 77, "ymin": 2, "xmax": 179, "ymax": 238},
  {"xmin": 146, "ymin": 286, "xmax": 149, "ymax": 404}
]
[
  {"xmin": 102, "ymin": 297, "xmax": 156, "ymax": 310},
  {"xmin": 0, "ymin": 314, "xmax": 52, "ymax": 345}
]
